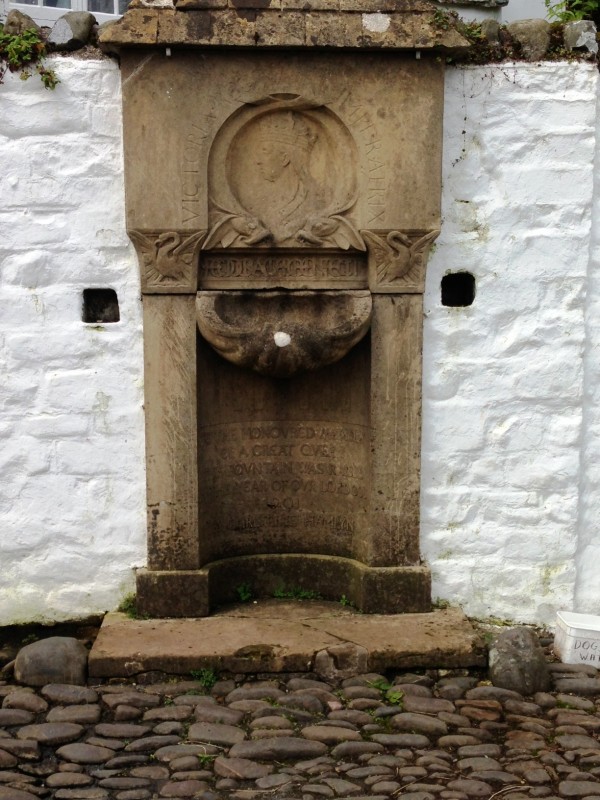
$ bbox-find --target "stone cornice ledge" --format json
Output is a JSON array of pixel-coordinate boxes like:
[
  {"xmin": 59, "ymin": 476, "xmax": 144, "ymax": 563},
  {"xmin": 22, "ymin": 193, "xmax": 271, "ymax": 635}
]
[{"xmin": 99, "ymin": 0, "xmax": 470, "ymax": 50}]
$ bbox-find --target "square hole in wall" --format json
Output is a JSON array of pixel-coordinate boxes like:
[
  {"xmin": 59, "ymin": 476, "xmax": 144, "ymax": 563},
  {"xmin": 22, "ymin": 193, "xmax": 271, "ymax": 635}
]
[
  {"xmin": 441, "ymin": 272, "xmax": 475, "ymax": 307},
  {"xmin": 82, "ymin": 289, "xmax": 120, "ymax": 323}
]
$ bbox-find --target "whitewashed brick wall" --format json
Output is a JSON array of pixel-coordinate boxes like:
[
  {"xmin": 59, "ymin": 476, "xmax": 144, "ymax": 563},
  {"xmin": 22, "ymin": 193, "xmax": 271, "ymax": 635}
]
[
  {"xmin": 423, "ymin": 63, "xmax": 599, "ymax": 625},
  {"xmin": 0, "ymin": 57, "xmax": 597, "ymax": 626},
  {"xmin": 0, "ymin": 59, "xmax": 146, "ymax": 625}
]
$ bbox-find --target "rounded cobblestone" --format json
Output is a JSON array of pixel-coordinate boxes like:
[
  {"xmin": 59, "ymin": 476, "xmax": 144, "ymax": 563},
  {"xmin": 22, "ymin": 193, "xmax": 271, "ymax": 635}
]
[{"xmin": 1, "ymin": 654, "xmax": 600, "ymax": 798}]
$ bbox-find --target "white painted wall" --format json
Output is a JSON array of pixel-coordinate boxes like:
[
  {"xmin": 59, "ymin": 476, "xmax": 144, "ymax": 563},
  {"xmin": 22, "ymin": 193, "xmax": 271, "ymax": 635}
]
[
  {"xmin": 0, "ymin": 59, "xmax": 146, "ymax": 625},
  {"xmin": 0, "ymin": 57, "xmax": 597, "ymax": 626},
  {"xmin": 438, "ymin": 0, "xmax": 548, "ymax": 23},
  {"xmin": 422, "ymin": 63, "xmax": 599, "ymax": 626}
]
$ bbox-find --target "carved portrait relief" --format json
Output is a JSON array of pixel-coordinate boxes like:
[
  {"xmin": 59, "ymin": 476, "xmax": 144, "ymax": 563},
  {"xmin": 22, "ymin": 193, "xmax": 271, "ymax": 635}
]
[{"xmin": 205, "ymin": 96, "xmax": 365, "ymax": 251}]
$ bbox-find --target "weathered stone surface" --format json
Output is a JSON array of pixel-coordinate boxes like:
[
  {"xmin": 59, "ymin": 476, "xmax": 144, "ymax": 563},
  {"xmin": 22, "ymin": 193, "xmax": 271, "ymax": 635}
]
[
  {"xmin": 94, "ymin": 724, "xmax": 152, "ymax": 738},
  {"xmin": 559, "ymin": 780, "xmax": 600, "ymax": 796},
  {"xmin": 89, "ymin": 608, "xmax": 484, "ymax": 678},
  {"xmin": 100, "ymin": 4, "xmax": 470, "ymax": 50},
  {"xmin": 480, "ymin": 18, "xmax": 500, "ymax": 44},
  {"xmin": 229, "ymin": 737, "xmax": 328, "ymax": 761},
  {"xmin": 47, "ymin": 706, "xmax": 101, "ymax": 724},
  {"xmin": 0, "ymin": 788, "xmax": 40, "ymax": 800},
  {"xmin": 3, "ymin": 691, "xmax": 48, "ymax": 713},
  {"xmin": 197, "ymin": 290, "xmax": 372, "ymax": 378},
  {"xmin": 47, "ymin": 773, "xmax": 94, "ymax": 787},
  {"xmin": 564, "ymin": 20, "xmax": 598, "ymax": 54},
  {"xmin": 507, "ymin": 19, "xmax": 551, "ymax": 61},
  {"xmin": 15, "ymin": 638, "xmax": 87, "ymax": 687},
  {"xmin": 214, "ymin": 757, "xmax": 273, "ymax": 779},
  {"xmin": 41, "ymin": 686, "xmax": 98, "ymax": 705},
  {"xmin": 0, "ymin": 750, "xmax": 18, "ymax": 769},
  {"xmin": 301, "ymin": 725, "xmax": 362, "ymax": 744},
  {"xmin": 314, "ymin": 644, "xmax": 369, "ymax": 682},
  {"xmin": 48, "ymin": 11, "xmax": 97, "ymax": 50},
  {"xmin": 187, "ymin": 723, "xmax": 246, "ymax": 746},
  {"xmin": 17, "ymin": 723, "xmax": 84, "ymax": 745},
  {"xmin": 55, "ymin": 744, "xmax": 116, "ymax": 764},
  {"xmin": 553, "ymin": 678, "xmax": 600, "ymax": 695},
  {"xmin": 0, "ymin": 709, "xmax": 34, "ymax": 726},
  {"xmin": 489, "ymin": 628, "xmax": 550, "ymax": 695},
  {"xmin": 103, "ymin": 33, "xmax": 449, "ymax": 617},
  {"xmin": 2, "ymin": 9, "xmax": 40, "ymax": 34},
  {"xmin": 391, "ymin": 713, "xmax": 448, "ymax": 737}
]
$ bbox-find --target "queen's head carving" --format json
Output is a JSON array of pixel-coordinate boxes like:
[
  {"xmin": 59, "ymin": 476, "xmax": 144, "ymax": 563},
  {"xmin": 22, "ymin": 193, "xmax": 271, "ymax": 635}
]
[
  {"xmin": 236, "ymin": 110, "xmax": 321, "ymax": 242},
  {"xmin": 207, "ymin": 97, "xmax": 361, "ymax": 250}
]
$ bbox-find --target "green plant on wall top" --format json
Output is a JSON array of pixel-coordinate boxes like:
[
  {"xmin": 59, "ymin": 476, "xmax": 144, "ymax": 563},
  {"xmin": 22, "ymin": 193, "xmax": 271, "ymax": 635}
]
[
  {"xmin": 0, "ymin": 25, "xmax": 58, "ymax": 89},
  {"xmin": 545, "ymin": 0, "xmax": 600, "ymax": 22}
]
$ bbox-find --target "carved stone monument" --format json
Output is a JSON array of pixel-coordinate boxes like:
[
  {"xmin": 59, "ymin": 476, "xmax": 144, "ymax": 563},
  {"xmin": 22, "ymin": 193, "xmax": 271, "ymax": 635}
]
[{"xmin": 101, "ymin": 1, "xmax": 467, "ymax": 617}]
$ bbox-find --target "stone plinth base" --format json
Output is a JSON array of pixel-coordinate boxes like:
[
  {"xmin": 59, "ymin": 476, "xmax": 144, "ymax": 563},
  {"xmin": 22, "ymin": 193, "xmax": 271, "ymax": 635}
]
[
  {"xmin": 88, "ymin": 603, "xmax": 485, "ymax": 679},
  {"xmin": 136, "ymin": 555, "xmax": 431, "ymax": 618}
]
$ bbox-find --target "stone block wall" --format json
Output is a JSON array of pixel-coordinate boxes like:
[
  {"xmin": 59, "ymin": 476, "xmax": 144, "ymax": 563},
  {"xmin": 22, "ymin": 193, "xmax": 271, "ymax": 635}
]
[{"xmin": 0, "ymin": 57, "xmax": 597, "ymax": 626}]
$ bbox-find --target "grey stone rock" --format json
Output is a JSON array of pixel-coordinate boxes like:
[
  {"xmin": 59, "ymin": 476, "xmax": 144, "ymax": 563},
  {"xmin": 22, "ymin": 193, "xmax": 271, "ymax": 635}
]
[
  {"xmin": 446, "ymin": 778, "xmax": 494, "ymax": 798},
  {"xmin": 0, "ymin": 788, "xmax": 40, "ymax": 800},
  {"xmin": 124, "ymin": 736, "xmax": 182, "ymax": 753},
  {"xmin": 46, "ymin": 773, "xmax": 94, "ymax": 787},
  {"xmin": 556, "ymin": 733, "xmax": 600, "ymax": 749},
  {"xmin": 480, "ymin": 19, "xmax": 500, "ymax": 44},
  {"xmin": 564, "ymin": 20, "xmax": 598, "ymax": 54},
  {"xmin": 159, "ymin": 780, "xmax": 209, "ymax": 797},
  {"xmin": 229, "ymin": 737, "xmax": 328, "ymax": 761},
  {"xmin": 101, "ymin": 692, "xmax": 160, "ymax": 710},
  {"xmin": 314, "ymin": 644, "xmax": 368, "ymax": 681},
  {"xmin": 507, "ymin": 19, "xmax": 551, "ymax": 61},
  {"xmin": 553, "ymin": 677, "xmax": 600, "ymax": 695},
  {"xmin": 0, "ymin": 709, "xmax": 34, "ymax": 726},
  {"xmin": 48, "ymin": 11, "xmax": 97, "ymax": 51},
  {"xmin": 0, "ymin": 740, "xmax": 40, "ymax": 760},
  {"xmin": 3, "ymin": 692, "xmax": 47, "ymax": 714},
  {"xmin": 488, "ymin": 628, "xmax": 550, "ymax": 695},
  {"xmin": 153, "ymin": 744, "xmax": 220, "ymax": 762},
  {"xmin": 548, "ymin": 662, "xmax": 598, "ymax": 677},
  {"xmin": 0, "ymin": 751, "xmax": 18, "ymax": 769},
  {"xmin": 559, "ymin": 780, "xmax": 600, "ymax": 796},
  {"xmin": 47, "ymin": 705, "xmax": 101, "ymax": 725},
  {"xmin": 42, "ymin": 685, "xmax": 98, "ymax": 705},
  {"xmin": 331, "ymin": 742, "xmax": 384, "ymax": 758},
  {"xmin": 370, "ymin": 733, "xmax": 430, "ymax": 748},
  {"xmin": 55, "ymin": 743, "xmax": 116, "ymax": 764},
  {"xmin": 214, "ymin": 756, "xmax": 273, "ymax": 779},
  {"xmin": 94, "ymin": 723, "xmax": 151, "ymax": 739},
  {"xmin": 187, "ymin": 722, "xmax": 246, "ymax": 747},
  {"xmin": 391, "ymin": 712, "xmax": 448, "ymax": 737},
  {"xmin": 194, "ymin": 704, "xmax": 244, "ymax": 725},
  {"xmin": 3, "ymin": 9, "xmax": 41, "ymax": 35},
  {"xmin": 17, "ymin": 723, "xmax": 84, "ymax": 745},
  {"xmin": 15, "ymin": 638, "xmax": 88, "ymax": 688}
]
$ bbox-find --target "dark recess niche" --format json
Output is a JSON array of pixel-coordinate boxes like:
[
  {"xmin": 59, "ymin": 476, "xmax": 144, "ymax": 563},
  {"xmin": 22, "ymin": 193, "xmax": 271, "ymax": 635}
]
[
  {"xmin": 82, "ymin": 289, "xmax": 120, "ymax": 323},
  {"xmin": 441, "ymin": 272, "xmax": 475, "ymax": 307}
]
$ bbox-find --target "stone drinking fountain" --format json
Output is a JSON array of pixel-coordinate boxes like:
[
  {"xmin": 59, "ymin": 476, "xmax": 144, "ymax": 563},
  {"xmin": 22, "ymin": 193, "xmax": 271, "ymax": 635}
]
[{"xmin": 100, "ymin": 1, "xmax": 468, "ymax": 620}]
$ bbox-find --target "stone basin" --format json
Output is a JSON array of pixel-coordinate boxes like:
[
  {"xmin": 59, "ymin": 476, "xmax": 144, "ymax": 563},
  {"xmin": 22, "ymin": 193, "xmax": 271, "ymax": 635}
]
[{"xmin": 196, "ymin": 289, "xmax": 372, "ymax": 378}]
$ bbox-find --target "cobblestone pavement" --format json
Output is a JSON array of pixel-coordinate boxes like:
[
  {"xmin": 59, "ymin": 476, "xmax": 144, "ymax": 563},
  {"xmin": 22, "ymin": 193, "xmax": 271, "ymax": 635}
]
[{"xmin": 3, "ymin": 661, "xmax": 600, "ymax": 800}]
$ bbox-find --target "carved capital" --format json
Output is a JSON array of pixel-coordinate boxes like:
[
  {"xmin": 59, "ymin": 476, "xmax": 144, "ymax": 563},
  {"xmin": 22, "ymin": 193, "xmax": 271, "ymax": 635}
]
[
  {"xmin": 129, "ymin": 229, "xmax": 206, "ymax": 294},
  {"xmin": 362, "ymin": 229, "xmax": 439, "ymax": 294}
]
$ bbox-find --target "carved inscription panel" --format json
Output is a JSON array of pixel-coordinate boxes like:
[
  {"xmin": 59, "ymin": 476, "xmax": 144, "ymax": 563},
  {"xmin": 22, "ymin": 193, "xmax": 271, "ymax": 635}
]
[
  {"xmin": 197, "ymin": 336, "xmax": 370, "ymax": 562},
  {"xmin": 199, "ymin": 252, "xmax": 367, "ymax": 290}
]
